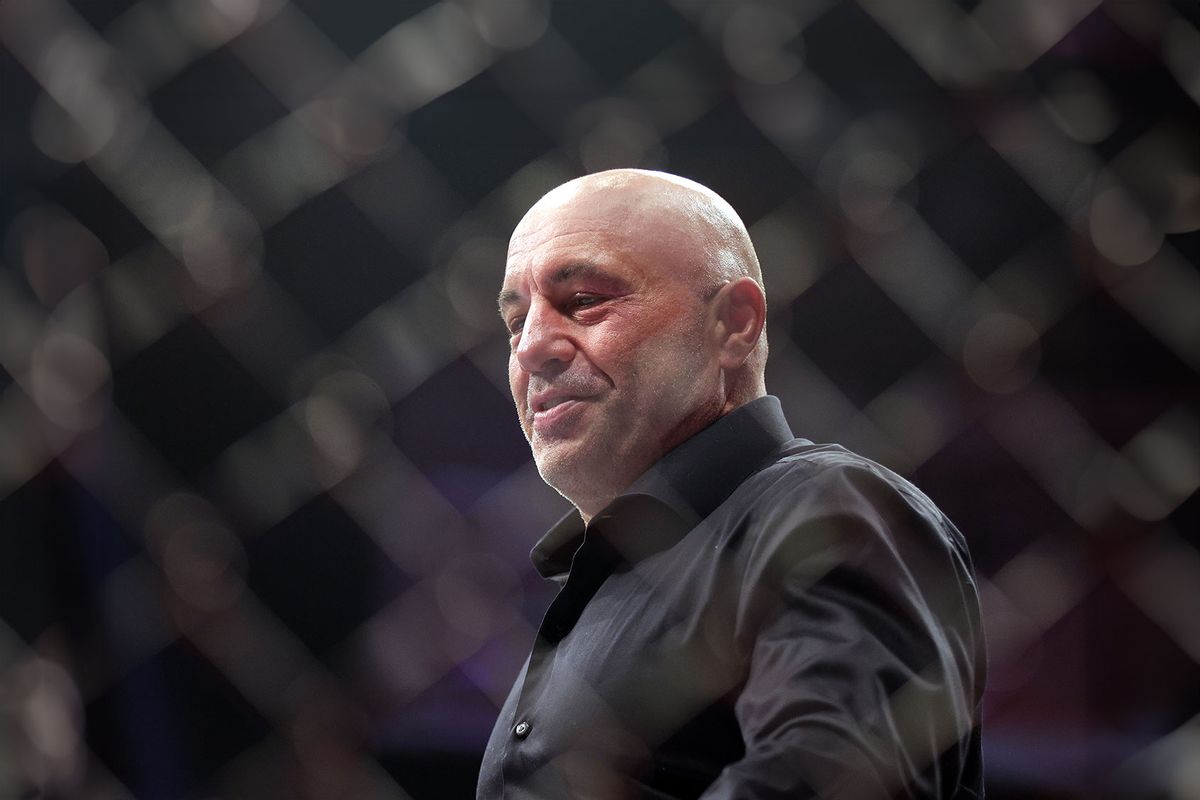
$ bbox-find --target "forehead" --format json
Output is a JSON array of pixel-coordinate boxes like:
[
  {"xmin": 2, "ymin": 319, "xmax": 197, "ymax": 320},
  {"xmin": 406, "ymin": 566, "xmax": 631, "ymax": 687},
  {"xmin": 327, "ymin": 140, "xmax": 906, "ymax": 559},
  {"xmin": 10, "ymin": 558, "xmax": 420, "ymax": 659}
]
[{"xmin": 502, "ymin": 187, "xmax": 681, "ymax": 293}]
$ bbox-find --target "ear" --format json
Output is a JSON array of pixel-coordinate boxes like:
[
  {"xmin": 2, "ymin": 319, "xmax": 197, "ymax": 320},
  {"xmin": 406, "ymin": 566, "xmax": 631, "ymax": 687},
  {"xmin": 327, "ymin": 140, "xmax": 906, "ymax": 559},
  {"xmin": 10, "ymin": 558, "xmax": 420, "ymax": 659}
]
[{"xmin": 712, "ymin": 277, "xmax": 766, "ymax": 370}]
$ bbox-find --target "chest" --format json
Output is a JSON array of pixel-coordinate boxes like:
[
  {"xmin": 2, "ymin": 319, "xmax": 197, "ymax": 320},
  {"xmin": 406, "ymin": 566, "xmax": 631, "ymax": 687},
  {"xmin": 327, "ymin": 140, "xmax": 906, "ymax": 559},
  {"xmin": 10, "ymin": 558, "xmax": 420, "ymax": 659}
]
[{"xmin": 488, "ymin": 536, "xmax": 752, "ymax": 796}]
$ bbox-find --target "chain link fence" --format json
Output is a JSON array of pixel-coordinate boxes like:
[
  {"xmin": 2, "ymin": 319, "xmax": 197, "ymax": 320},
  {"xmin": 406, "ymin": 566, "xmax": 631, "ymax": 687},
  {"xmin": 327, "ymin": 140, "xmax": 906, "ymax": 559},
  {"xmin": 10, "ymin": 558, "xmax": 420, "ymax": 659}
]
[{"xmin": 1, "ymin": 0, "xmax": 1198, "ymax": 797}]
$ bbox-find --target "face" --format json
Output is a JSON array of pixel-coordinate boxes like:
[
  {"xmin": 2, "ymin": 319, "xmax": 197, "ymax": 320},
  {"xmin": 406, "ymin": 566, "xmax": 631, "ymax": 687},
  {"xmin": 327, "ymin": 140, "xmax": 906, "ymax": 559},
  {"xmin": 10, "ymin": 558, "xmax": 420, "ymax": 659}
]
[{"xmin": 499, "ymin": 184, "xmax": 724, "ymax": 519}]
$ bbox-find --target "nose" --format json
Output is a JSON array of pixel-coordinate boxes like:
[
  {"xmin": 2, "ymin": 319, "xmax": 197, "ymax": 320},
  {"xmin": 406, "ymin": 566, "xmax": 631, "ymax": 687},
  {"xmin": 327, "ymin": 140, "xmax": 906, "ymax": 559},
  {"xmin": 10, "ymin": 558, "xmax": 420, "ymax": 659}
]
[{"xmin": 514, "ymin": 298, "xmax": 576, "ymax": 374}]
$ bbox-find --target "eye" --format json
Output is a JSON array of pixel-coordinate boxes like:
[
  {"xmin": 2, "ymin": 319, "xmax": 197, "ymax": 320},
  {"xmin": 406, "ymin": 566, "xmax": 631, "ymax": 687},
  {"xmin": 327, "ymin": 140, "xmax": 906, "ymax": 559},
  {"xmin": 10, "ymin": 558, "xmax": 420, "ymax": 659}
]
[
  {"xmin": 507, "ymin": 316, "xmax": 525, "ymax": 335},
  {"xmin": 569, "ymin": 294, "xmax": 602, "ymax": 310}
]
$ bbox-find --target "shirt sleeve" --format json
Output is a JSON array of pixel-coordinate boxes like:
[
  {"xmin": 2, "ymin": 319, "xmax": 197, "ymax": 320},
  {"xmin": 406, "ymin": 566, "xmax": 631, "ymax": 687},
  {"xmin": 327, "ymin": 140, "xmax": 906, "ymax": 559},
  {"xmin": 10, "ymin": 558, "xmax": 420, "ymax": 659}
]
[{"xmin": 700, "ymin": 462, "xmax": 985, "ymax": 800}]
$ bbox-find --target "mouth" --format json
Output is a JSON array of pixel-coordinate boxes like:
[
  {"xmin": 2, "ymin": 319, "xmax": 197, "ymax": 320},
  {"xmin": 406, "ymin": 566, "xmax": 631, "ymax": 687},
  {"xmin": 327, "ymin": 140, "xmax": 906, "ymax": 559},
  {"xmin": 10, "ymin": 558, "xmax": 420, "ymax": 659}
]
[
  {"xmin": 528, "ymin": 395, "xmax": 590, "ymax": 433},
  {"xmin": 533, "ymin": 396, "xmax": 574, "ymax": 413}
]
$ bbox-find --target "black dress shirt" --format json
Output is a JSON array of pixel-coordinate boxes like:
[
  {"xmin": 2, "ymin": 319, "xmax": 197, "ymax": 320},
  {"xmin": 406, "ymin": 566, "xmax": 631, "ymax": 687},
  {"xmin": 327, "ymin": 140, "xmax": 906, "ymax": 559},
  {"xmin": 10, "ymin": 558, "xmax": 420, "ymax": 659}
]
[{"xmin": 478, "ymin": 396, "xmax": 985, "ymax": 799}]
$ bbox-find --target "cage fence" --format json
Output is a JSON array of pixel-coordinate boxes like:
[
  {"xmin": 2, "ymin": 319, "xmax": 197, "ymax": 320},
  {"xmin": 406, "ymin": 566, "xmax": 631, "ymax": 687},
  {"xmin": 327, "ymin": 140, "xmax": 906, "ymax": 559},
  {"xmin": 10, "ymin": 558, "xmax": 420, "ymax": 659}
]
[{"xmin": 0, "ymin": 0, "xmax": 1198, "ymax": 798}]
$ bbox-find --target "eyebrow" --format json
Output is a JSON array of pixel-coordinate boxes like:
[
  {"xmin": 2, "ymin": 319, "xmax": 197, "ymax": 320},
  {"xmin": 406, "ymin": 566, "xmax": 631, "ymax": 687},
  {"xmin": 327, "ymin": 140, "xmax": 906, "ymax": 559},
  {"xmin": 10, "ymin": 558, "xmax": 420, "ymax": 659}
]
[{"xmin": 497, "ymin": 263, "xmax": 630, "ymax": 312}]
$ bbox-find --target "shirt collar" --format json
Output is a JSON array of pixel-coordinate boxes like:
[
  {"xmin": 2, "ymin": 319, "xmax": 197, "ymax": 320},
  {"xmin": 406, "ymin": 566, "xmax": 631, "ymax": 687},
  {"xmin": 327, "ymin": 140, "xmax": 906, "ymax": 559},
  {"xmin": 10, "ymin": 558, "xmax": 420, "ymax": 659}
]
[{"xmin": 530, "ymin": 395, "xmax": 797, "ymax": 579}]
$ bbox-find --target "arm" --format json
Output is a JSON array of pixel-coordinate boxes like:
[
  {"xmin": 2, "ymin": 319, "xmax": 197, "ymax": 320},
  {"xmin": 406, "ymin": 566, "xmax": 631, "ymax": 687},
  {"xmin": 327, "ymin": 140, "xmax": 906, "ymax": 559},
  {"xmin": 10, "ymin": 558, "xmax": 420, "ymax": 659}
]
[{"xmin": 702, "ymin": 465, "xmax": 985, "ymax": 799}]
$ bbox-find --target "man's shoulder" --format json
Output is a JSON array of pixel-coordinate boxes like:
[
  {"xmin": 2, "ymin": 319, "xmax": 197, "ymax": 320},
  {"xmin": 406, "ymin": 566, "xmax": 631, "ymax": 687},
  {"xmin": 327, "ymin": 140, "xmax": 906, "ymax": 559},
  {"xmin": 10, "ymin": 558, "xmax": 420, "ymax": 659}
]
[
  {"xmin": 731, "ymin": 438, "xmax": 969, "ymax": 559},
  {"xmin": 747, "ymin": 439, "xmax": 928, "ymax": 503},
  {"xmin": 720, "ymin": 439, "xmax": 981, "ymax": 642}
]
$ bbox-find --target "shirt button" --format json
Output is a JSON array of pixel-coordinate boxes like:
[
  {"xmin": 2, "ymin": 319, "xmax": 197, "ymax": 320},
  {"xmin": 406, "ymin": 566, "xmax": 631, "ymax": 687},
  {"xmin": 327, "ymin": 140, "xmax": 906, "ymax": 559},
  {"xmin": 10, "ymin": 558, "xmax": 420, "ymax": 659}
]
[{"xmin": 513, "ymin": 720, "xmax": 531, "ymax": 739}]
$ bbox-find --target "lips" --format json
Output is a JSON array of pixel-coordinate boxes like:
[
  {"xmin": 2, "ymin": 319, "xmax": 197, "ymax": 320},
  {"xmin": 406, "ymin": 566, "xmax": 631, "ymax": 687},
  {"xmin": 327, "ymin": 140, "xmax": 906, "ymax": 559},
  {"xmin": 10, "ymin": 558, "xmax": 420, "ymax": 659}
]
[
  {"xmin": 534, "ymin": 398, "xmax": 580, "ymax": 420},
  {"xmin": 528, "ymin": 388, "xmax": 589, "ymax": 414},
  {"xmin": 527, "ymin": 392, "xmax": 593, "ymax": 434},
  {"xmin": 533, "ymin": 395, "xmax": 573, "ymax": 413}
]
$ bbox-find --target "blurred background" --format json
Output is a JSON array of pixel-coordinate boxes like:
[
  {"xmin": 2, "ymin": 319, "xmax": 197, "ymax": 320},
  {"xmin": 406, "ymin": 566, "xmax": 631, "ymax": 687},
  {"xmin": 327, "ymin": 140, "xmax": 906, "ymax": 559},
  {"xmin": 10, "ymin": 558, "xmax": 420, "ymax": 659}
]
[{"xmin": 1, "ymin": 0, "xmax": 1198, "ymax": 797}]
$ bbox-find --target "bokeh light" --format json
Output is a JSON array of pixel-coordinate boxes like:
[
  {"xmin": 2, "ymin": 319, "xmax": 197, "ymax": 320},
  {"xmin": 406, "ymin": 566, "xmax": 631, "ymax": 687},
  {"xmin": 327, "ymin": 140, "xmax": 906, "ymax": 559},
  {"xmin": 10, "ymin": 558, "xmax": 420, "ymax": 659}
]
[{"xmin": 0, "ymin": 1, "xmax": 1197, "ymax": 799}]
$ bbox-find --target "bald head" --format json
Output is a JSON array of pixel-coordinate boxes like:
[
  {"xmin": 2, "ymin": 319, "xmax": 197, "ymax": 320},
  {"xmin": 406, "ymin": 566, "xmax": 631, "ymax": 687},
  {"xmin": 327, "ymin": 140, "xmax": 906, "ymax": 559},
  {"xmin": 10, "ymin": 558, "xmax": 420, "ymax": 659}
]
[
  {"xmin": 502, "ymin": 169, "xmax": 769, "ymax": 518},
  {"xmin": 518, "ymin": 168, "xmax": 764, "ymax": 291}
]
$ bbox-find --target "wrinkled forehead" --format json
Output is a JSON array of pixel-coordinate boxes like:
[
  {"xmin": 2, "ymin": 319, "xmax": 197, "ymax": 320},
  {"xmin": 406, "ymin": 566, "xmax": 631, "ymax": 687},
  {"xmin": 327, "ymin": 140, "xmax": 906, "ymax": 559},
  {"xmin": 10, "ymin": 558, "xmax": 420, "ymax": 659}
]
[{"xmin": 504, "ymin": 182, "xmax": 699, "ymax": 282}]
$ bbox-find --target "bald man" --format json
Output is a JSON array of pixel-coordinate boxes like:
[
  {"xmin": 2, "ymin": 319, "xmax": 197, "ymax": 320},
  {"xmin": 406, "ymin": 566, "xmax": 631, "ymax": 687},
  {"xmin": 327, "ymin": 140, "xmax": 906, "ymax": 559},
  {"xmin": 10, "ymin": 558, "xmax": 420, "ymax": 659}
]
[{"xmin": 481, "ymin": 170, "xmax": 985, "ymax": 799}]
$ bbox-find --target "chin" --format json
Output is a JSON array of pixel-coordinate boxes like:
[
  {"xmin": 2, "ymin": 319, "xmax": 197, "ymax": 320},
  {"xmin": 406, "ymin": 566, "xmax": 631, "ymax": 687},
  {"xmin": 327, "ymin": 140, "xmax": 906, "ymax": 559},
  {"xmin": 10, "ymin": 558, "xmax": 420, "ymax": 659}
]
[
  {"xmin": 531, "ymin": 446, "xmax": 581, "ymax": 491},
  {"xmin": 532, "ymin": 444, "xmax": 609, "ymax": 509}
]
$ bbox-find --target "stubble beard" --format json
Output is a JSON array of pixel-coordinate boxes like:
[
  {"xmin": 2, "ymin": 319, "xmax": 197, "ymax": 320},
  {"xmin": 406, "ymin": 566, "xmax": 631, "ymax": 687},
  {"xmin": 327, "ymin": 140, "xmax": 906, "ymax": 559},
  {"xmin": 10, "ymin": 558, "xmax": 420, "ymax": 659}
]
[
  {"xmin": 523, "ymin": 307, "xmax": 716, "ymax": 516},
  {"xmin": 529, "ymin": 401, "xmax": 629, "ymax": 518},
  {"xmin": 530, "ymin": 361, "xmax": 713, "ymax": 519}
]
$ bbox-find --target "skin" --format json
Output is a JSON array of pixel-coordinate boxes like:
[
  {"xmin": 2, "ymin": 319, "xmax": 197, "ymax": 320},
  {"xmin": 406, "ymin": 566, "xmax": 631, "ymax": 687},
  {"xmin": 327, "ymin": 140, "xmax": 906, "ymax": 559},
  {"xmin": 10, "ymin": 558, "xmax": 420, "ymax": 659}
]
[{"xmin": 499, "ymin": 169, "xmax": 768, "ymax": 522}]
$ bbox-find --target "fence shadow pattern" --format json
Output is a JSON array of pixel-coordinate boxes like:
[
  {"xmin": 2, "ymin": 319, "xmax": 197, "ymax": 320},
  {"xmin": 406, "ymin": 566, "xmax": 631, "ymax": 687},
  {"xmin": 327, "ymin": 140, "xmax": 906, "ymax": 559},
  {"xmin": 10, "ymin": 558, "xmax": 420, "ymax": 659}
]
[{"xmin": 0, "ymin": 0, "xmax": 1198, "ymax": 797}]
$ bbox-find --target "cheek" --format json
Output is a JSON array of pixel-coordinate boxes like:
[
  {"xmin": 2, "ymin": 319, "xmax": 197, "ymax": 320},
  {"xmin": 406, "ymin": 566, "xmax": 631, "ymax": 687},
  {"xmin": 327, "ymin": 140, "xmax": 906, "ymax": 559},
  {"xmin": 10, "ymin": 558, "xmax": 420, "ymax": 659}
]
[
  {"xmin": 604, "ymin": 310, "xmax": 704, "ymax": 371},
  {"xmin": 508, "ymin": 358, "xmax": 526, "ymax": 404},
  {"xmin": 582, "ymin": 328, "xmax": 625, "ymax": 373},
  {"xmin": 585, "ymin": 307, "xmax": 672, "ymax": 369}
]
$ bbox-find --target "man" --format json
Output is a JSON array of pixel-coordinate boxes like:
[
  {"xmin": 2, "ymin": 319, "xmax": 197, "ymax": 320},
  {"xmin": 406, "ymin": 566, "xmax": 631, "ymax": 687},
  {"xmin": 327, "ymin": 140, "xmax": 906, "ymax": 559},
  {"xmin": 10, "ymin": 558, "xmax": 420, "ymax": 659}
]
[{"xmin": 480, "ymin": 169, "xmax": 985, "ymax": 799}]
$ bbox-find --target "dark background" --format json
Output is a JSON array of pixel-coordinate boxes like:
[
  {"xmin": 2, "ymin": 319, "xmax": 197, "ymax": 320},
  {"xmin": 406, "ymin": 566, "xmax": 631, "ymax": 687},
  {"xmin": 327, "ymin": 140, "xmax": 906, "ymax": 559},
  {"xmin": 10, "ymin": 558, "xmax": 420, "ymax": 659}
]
[{"xmin": 1, "ymin": 0, "xmax": 1198, "ymax": 798}]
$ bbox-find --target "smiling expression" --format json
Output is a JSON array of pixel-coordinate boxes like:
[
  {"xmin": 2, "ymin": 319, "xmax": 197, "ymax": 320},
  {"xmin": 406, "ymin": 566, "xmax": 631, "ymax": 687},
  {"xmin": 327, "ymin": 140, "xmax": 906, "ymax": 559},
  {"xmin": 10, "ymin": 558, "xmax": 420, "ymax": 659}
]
[{"xmin": 499, "ymin": 176, "xmax": 728, "ymax": 519}]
